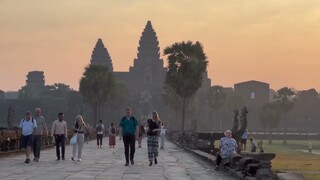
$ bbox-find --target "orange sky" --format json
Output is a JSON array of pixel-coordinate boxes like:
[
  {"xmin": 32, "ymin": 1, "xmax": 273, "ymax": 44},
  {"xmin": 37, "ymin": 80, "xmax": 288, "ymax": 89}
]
[{"xmin": 1, "ymin": 0, "xmax": 319, "ymax": 92}]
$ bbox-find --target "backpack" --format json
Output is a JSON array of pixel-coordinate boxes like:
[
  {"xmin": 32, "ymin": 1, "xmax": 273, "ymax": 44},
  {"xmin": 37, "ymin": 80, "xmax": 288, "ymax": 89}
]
[
  {"xmin": 22, "ymin": 118, "xmax": 35, "ymax": 124},
  {"xmin": 97, "ymin": 124, "xmax": 102, "ymax": 132}
]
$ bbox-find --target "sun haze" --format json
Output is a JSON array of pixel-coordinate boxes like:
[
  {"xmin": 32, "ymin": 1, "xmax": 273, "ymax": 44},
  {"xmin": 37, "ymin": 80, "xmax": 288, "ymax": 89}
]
[{"xmin": 1, "ymin": 0, "xmax": 319, "ymax": 91}]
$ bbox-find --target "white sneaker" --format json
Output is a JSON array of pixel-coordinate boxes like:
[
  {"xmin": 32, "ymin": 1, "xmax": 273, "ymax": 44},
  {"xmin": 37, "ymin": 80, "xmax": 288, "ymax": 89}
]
[{"xmin": 77, "ymin": 158, "xmax": 82, "ymax": 162}]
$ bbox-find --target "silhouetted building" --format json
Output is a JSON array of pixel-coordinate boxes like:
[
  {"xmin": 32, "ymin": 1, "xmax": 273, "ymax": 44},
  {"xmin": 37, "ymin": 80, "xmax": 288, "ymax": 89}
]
[
  {"xmin": 90, "ymin": 38, "xmax": 113, "ymax": 71},
  {"xmin": 234, "ymin": 80, "xmax": 270, "ymax": 130},
  {"xmin": 88, "ymin": 21, "xmax": 211, "ymax": 128},
  {"xmin": 26, "ymin": 71, "xmax": 45, "ymax": 88}
]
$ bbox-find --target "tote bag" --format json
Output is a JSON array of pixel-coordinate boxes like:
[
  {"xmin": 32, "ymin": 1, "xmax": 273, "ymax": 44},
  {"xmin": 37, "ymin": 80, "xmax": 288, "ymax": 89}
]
[{"xmin": 70, "ymin": 134, "xmax": 78, "ymax": 145}]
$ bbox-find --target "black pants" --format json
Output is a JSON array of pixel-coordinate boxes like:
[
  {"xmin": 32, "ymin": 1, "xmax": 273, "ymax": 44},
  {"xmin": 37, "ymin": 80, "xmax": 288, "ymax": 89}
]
[
  {"xmin": 123, "ymin": 135, "xmax": 135, "ymax": 163},
  {"xmin": 55, "ymin": 134, "xmax": 65, "ymax": 159},
  {"xmin": 33, "ymin": 135, "xmax": 42, "ymax": 159},
  {"xmin": 97, "ymin": 134, "xmax": 103, "ymax": 146},
  {"xmin": 216, "ymin": 153, "xmax": 222, "ymax": 166}
]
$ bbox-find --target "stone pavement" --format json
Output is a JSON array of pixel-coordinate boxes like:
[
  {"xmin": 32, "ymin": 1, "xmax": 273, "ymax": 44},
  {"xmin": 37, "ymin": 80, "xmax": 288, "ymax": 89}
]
[{"xmin": 0, "ymin": 138, "xmax": 235, "ymax": 180}]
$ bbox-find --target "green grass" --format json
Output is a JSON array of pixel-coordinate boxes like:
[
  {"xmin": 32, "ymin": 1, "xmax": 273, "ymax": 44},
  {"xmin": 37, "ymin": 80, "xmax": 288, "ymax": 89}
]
[{"xmin": 262, "ymin": 140, "xmax": 320, "ymax": 180}]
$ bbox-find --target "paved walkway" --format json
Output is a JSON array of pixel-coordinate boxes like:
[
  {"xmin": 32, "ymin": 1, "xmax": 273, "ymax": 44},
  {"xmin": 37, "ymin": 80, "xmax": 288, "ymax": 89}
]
[{"xmin": 0, "ymin": 138, "xmax": 235, "ymax": 180}]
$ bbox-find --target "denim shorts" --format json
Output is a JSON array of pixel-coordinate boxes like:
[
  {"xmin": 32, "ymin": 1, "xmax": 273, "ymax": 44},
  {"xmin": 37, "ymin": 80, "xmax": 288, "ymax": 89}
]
[{"xmin": 21, "ymin": 135, "xmax": 33, "ymax": 148}]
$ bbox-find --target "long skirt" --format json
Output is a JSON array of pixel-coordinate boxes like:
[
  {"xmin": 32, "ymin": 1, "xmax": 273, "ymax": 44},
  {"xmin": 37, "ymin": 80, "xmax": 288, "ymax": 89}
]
[
  {"xmin": 147, "ymin": 136, "xmax": 159, "ymax": 161},
  {"xmin": 109, "ymin": 135, "xmax": 116, "ymax": 146}
]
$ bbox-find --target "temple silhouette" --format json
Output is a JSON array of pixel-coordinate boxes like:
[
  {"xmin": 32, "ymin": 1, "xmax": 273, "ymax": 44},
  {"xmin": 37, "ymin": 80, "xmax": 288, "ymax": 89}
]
[{"xmin": 89, "ymin": 20, "xmax": 211, "ymax": 127}]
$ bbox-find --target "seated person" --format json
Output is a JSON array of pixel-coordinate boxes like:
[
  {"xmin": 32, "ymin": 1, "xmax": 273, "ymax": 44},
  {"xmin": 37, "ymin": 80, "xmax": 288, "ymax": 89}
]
[
  {"xmin": 249, "ymin": 137, "xmax": 257, "ymax": 152},
  {"xmin": 215, "ymin": 130, "xmax": 237, "ymax": 170}
]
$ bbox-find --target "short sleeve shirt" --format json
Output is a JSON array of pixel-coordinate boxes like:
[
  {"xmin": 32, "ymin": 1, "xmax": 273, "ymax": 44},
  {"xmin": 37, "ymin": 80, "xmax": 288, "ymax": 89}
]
[
  {"xmin": 241, "ymin": 131, "xmax": 248, "ymax": 139},
  {"xmin": 19, "ymin": 118, "xmax": 37, "ymax": 136},
  {"xmin": 219, "ymin": 137, "xmax": 237, "ymax": 159},
  {"xmin": 34, "ymin": 116, "xmax": 46, "ymax": 135},
  {"xmin": 119, "ymin": 116, "xmax": 138, "ymax": 136}
]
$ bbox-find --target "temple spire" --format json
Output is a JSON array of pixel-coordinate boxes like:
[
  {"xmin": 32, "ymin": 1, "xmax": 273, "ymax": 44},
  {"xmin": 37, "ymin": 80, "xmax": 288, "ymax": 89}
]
[
  {"xmin": 130, "ymin": 21, "xmax": 163, "ymax": 72},
  {"xmin": 90, "ymin": 38, "xmax": 113, "ymax": 71}
]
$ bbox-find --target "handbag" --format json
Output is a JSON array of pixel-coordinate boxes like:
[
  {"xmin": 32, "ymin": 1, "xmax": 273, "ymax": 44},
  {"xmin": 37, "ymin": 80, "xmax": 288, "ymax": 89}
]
[{"xmin": 70, "ymin": 133, "xmax": 78, "ymax": 145}]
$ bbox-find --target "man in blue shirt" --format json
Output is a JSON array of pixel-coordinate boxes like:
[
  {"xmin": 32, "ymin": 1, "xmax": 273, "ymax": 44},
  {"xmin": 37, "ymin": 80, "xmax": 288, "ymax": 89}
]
[
  {"xmin": 119, "ymin": 107, "xmax": 138, "ymax": 166},
  {"xmin": 19, "ymin": 111, "xmax": 37, "ymax": 163}
]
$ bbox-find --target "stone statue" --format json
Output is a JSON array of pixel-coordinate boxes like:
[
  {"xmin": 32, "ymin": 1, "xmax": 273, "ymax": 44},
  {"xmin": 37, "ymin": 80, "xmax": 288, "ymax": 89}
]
[{"xmin": 231, "ymin": 107, "xmax": 248, "ymax": 152}]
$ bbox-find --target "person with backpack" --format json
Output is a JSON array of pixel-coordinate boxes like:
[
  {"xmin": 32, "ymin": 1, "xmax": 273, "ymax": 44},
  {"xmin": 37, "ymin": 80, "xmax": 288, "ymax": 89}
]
[
  {"xmin": 19, "ymin": 111, "xmax": 37, "ymax": 163},
  {"xmin": 119, "ymin": 107, "xmax": 139, "ymax": 166},
  {"xmin": 109, "ymin": 122, "xmax": 116, "ymax": 148},
  {"xmin": 96, "ymin": 120, "xmax": 104, "ymax": 148}
]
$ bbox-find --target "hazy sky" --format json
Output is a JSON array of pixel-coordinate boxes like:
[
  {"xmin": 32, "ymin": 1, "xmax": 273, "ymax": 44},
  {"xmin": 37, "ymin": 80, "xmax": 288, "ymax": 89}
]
[{"xmin": 1, "ymin": 0, "xmax": 319, "ymax": 91}]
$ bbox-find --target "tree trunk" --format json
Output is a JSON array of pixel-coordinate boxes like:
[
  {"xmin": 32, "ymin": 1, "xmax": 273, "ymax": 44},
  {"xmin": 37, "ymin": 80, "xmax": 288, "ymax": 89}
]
[
  {"xmin": 93, "ymin": 103, "xmax": 99, "ymax": 125},
  {"xmin": 180, "ymin": 97, "xmax": 186, "ymax": 147},
  {"xmin": 283, "ymin": 113, "xmax": 287, "ymax": 145},
  {"xmin": 175, "ymin": 109, "xmax": 179, "ymax": 130}
]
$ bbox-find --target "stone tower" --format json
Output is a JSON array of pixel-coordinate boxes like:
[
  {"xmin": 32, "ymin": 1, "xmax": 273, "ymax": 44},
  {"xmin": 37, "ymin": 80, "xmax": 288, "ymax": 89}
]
[
  {"xmin": 90, "ymin": 38, "xmax": 113, "ymax": 71},
  {"xmin": 26, "ymin": 71, "xmax": 45, "ymax": 87},
  {"xmin": 129, "ymin": 20, "xmax": 166, "ymax": 85}
]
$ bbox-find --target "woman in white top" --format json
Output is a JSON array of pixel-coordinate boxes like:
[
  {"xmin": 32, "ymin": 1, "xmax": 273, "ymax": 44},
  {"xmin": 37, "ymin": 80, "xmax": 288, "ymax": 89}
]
[{"xmin": 71, "ymin": 115, "xmax": 86, "ymax": 162}]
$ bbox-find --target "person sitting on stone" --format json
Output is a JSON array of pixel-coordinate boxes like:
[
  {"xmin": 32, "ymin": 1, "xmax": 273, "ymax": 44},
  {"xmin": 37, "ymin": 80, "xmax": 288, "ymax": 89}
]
[
  {"xmin": 249, "ymin": 137, "xmax": 257, "ymax": 152},
  {"xmin": 215, "ymin": 130, "xmax": 237, "ymax": 170}
]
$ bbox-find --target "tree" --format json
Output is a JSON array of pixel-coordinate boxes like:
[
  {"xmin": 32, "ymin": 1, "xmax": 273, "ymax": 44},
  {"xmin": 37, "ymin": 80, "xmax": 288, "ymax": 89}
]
[
  {"xmin": 79, "ymin": 64, "xmax": 116, "ymax": 125},
  {"xmin": 274, "ymin": 87, "xmax": 296, "ymax": 144},
  {"xmin": 260, "ymin": 102, "xmax": 282, "ymax": 144},
  {"xmin": 164, "ymin": 41, "xmax": 208, "ymax": 145},
  {"xmin": 162, "ymin": 85, "xmax": 182, "ymax": 128},
  {"xmin": 207, "ymin": 85, "xmax": 226, "ymax": 130}
]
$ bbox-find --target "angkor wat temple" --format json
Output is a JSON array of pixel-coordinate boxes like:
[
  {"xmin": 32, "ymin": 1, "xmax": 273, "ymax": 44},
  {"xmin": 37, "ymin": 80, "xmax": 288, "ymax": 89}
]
[{"xmin": 89, "ymin": 21, "xmax": 212, "ymax": 129}]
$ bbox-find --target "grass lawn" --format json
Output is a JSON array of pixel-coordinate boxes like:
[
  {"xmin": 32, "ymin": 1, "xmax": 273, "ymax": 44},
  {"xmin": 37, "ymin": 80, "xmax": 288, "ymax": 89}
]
[{"xmin": 262, "ymin": 140, "xmax": 320, "ymax": 180}]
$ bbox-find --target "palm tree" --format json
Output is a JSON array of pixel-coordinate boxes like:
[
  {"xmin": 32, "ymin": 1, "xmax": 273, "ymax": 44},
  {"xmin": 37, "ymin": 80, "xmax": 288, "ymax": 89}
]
[
  {"xmin": 274, "ymin": 87, "xmax": 296, "ymax": 144},
  {"xmin": 207, "ymin": 85, "xmax": 226, "ymax": 130},
  {"xmin": 164, "ymin": 41, "xmax": 208, "ymax": 145},
  {"xmin": 79, "ymin": 64, "xmax": 116, "ymax": 125}
]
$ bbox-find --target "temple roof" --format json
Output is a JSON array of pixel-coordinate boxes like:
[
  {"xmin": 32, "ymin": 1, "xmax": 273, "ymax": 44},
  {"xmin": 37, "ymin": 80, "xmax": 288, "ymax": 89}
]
[
  {"xmin": 136, "ymin": 20, "xmax": 160, "ymax": 62},
  {"xmin": 90, "ymin": 38, "xmax": 113, "ymax": 71}
]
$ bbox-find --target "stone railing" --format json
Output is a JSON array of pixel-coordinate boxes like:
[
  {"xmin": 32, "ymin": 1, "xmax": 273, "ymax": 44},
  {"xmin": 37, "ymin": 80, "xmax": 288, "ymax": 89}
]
[
  {"xmin": 167, "ymin": 131, "xmax": 279, "ymax": 179},
  {"xmin": 0, "ymin": 129, "xmax": 98, "ymax": 155}
]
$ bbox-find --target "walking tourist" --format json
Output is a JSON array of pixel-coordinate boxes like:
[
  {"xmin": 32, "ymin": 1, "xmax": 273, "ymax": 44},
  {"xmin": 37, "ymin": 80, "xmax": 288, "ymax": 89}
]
[
  {"xmin": 19, "ymin": 111, "xmax": 37, "ymax": 163},
  {"xmin": 96, "ymin": 120, "xmax": 104, "ymax": 148},
  {"xmin": 71, "ymin": 115, "xmax": 86, "ymax": 162},
  {"xmin": 119, "ymin": 107, "xmax": 139, "ymax": 166},
  {"xmin": 241, "ymin": 129, "xmax": 248, "ymax": 150},
  {"xmin": 147, "ymin": 111, "xmax": 162, "ymax": 166},
  {"xmin": 159, "ymin": 122, "xmax": 167, "ymax": 149},
  {"xmin": 51, "ymin": 112, "xmax": 68, "ymax": 161},
  {"xmin": 109, "ymin": 122, "xmax": 116, "ymax": 148},
  {"xmin": 84, "ymin": 123, "xmax": 91, "ymax": 144},
  {"xmin": 137, "ymin": 123, "xmax": 145, "ymax": 148},
  {"xmin": 33, "ymin": 108, "xmax": 48, "ymax": 162},
  {"xmin": 215, "ymin": 130, "xmax": 237, "ymax": 170}
]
